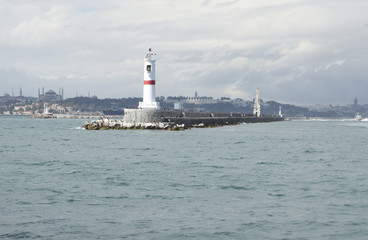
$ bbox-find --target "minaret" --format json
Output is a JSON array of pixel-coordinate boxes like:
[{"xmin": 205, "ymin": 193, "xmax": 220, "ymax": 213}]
[
  {"xmin": 253, "ymin": 87, "xmax": 261, "ymax": 117},
  {"xmin": 139, "ymin": 48, "xmax": 160, "ymax": 109},
  {"xmin": 20, "ymin": 87, "xmax": 23, "ymax": 97}
]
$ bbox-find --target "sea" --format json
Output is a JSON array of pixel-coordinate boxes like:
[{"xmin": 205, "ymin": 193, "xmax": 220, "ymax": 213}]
[{"xmin": 1, "ymin": 116, "xmax": 368, "ymax": 239}]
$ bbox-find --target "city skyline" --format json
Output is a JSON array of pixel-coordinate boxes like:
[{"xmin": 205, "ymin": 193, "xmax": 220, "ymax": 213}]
[
  {"xmin": 0, "ymin": 0, "xmax": 367, "ymax": 104},
  {"xmin": 1, "ymin": 86, "xmax": 363, "ymax": 108}
]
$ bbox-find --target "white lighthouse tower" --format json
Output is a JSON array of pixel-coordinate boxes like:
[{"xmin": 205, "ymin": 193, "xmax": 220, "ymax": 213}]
[
  {"xmin": 44, "ymin": 103, "xmax": 49, "ymax": 115},
  {"xmin": 253, "ymin": 87, "xmax": 261, "ymax": 117},
  {"xmin": 139, "ymin": 48, "xmax": 160, "ymax": 109}
]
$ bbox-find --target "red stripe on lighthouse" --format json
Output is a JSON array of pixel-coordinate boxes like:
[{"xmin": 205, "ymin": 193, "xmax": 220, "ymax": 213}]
[{"xmin": 144, "ymin": 80, "xmax": 155, "ymax": 85}]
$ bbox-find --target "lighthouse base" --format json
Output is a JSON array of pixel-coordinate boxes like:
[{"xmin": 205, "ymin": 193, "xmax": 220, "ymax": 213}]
[{"xmin": 138, "ymin": 101, "xmax": 160, "ymax": 109}]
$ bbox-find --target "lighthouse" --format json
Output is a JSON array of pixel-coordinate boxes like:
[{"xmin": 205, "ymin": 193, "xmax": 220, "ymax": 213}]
[
  {"xmin": 253, "ymin": 87, "xmax": 261, "ymax": 117},
  {"xmin": 138, "ymin": 48, "xmax": 160, "ymax": 109}
]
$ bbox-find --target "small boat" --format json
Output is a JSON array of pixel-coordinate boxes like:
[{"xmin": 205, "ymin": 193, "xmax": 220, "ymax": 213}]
[{"xmin": 355, "ymin": 113, "xmax": 362, "ymax": 121}]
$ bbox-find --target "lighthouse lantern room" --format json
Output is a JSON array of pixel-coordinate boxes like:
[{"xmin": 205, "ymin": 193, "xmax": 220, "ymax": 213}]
[{"xmin": 139, "ymin": 48, "xmax": 160, "ymax": 109}]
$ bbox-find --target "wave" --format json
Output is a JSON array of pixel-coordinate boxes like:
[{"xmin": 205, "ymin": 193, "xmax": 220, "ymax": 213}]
[
  {"xmin": 0, "ymin": 231, "xmax": 42, "ymax": 239},
  {"xmin": 72, "ymin": 126, "xmax": 85, "ymax": 130},
  {"xmin": 220, "ymin": 185, "xmax": 252, "ymax": 190}
]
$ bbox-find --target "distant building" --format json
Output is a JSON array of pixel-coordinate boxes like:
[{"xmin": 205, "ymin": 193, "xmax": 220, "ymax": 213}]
[
  {"xmin": 354, "ymin": 97, "xmax": 358, "ymax": 107},
  {"xmin": 185, "ymin": 96, "xmax": 216, "ymax": 104},
  {"xmin": 220, "ymin": 97, "xmax": 231, "ymax": 102},
  {"xmin": 49, "ymin": 103, "xmax": 67, "ymax": 113},
  {"xmin": 38, "ymin": 87, "xmax": 64, "ymax": 102},
  {"xmin": 165, "ymin": 94, "xmax": 217, "ymax": 105},
  {"xmin": 174, "ymin": 102, "xmax": 183, "ymax": 110},
  {"xmin": 0, "ymin": 89, "xmax": 37, "ymax": 105}
]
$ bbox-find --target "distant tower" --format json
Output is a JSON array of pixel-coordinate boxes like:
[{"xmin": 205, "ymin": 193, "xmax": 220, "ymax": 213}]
[
  {"xmin": 38, "ymin": 88, "xmax": 40, "ymax": 98},
  {"xmin": 195, "ymin": 91, "xmax": 198, "ymax": 99},
  {"xmin": 44, "ymin": 103, "xmax": 49, "ymax": 114},
  {"xmin": 139, "ymin": 48, "xmax": 160, "ymax": 109},
  {"xmin": 278, "ymin": 106, "xmax": 283, "ymax": 118},
  {"xmin": 20, "ymin": 87, "xmax": 22, "ymax": 97},
  {"xmin": 253, "ymin": 87, "xmax": 261, "ymax": 117},
  {"xmin": 42, "ymin": 87, "xmax": 44, "ymax": 95},
  {"xmin": 62, "ymin": 87, "xmax": 64, "ymax": 100},
  {"xmin": 354, "ymin": 97, "xmax": 358, "ymax": 107}
]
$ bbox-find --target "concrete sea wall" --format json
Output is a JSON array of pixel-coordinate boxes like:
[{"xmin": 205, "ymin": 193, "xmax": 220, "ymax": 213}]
[
  {"xmin": 83, "ymin": 108, "xmax": 284, "ymax": 130},
  {"xmin": 123, "ymin": 109, "xmax": 162, "ymax": 125}
]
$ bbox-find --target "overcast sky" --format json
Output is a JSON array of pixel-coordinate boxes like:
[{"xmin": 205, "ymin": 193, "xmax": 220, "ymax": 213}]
[{"xmin": 0, "ymin": 0, "xmax": 367, "ymax": 104}]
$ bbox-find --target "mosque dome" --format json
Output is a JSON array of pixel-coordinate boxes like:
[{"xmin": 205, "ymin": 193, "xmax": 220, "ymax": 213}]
[
  {"xmin": 43, "ymin": 89, "xmax": 58, "ymax": 102},
  {"xmin": 45, "ymin": 90, "xmax": 57, "ymax": 95}
]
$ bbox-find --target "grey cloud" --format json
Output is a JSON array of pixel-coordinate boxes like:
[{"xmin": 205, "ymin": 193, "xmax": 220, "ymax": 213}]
[{"xmin": 0, "ymin": 0, "xmax": 367, "ymax": 104}]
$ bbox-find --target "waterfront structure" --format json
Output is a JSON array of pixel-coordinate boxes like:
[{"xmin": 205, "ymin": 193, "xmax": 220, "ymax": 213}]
[
  {"xmin": 83, "ymin": 48, "xmax": 283, "ymax": 130},
  {"xmin": 138, "ymin": 48, "xmax": 160, "ymax": 109},
  {"xmin": 31, "ymin": 102, "xmax": 56, "ymax": 118}
]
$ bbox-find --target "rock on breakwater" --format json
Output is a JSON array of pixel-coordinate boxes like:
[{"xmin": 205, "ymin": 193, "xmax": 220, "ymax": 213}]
[{"xmin": 83, "ymin": 117, "xmax": 187, "ymax": 131}]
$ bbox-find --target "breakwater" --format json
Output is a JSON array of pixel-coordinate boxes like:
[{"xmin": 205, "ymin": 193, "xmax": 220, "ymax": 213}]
[
  {"xmin": 83, "ymin": 109, "xmax": 284, "ymax": 130},
  {"xmin": 31, "ymin": 113, "xmax": 57, "ymax": 119}
]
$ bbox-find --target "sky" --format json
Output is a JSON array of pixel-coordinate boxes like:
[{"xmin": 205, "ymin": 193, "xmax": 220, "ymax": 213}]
[{"xmin": 0, "ymin": 0, "xmax": 367, "ymax": 105}]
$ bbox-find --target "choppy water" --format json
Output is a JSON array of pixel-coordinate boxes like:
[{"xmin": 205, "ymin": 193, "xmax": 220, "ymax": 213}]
[{"xmin": 1, "ymin": 116, "xmax": 368, "ymax": 239}]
